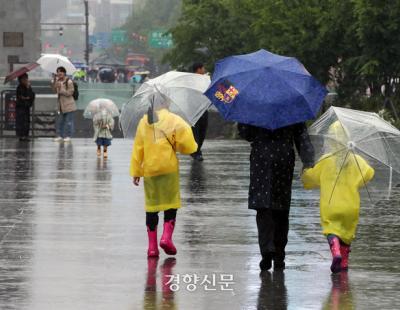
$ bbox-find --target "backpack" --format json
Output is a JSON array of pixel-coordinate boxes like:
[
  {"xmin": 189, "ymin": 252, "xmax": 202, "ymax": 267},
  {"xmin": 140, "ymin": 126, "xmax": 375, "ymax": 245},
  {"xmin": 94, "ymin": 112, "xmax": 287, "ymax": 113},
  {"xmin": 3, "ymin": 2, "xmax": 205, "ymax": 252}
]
[{"xmin": 66, "ymin": 78, "xmax": 79, "ymax": 101}]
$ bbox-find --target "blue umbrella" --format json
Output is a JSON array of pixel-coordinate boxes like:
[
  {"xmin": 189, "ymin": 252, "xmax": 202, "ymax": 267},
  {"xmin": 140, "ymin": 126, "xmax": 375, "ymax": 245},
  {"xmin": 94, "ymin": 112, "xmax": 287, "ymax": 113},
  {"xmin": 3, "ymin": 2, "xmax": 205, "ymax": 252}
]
[{"xmin": 205, "ymin": 49, "xmax": 327, "ymax": 130}]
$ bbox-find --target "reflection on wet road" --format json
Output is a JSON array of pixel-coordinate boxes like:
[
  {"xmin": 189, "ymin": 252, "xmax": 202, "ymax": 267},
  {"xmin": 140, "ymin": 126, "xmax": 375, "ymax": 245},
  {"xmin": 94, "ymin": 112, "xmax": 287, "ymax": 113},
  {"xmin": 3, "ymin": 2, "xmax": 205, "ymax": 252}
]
[{"xmin": 0, "ymin": 139, "xmax": 399, "ymax": 309}]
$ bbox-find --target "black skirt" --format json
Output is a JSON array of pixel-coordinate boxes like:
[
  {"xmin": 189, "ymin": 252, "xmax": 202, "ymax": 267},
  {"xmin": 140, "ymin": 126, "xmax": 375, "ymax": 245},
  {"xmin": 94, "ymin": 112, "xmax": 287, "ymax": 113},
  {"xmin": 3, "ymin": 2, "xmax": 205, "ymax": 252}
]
[
  {"xmin": 249, "ymin": 140, "xmax": 295, "ymax": 210},
  {"xmin": 238, "ymin": 123, "xmax": 314, "ymax": 211}
]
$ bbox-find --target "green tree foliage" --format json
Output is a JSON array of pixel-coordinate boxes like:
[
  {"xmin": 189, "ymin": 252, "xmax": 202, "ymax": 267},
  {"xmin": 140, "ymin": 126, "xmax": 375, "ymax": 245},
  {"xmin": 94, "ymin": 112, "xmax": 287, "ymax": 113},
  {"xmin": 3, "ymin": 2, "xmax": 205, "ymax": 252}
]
[
  {"xmin": 165, "ymin": 0, "xmax": 400, "ymax": 119},
  {"xmin": 164, "ymin": 0, "xmax": 258, "ymax": 71},
  {"xmin": 254, "ymin": 0, "xmax": 351, "ymax": 84},
  {"xmin": 122, "ymin": 0, "xmax": 181, "ymax": 61},
  {"xmin": 351, "ymin": 1, "xmax": 400, "ymax": 92}
]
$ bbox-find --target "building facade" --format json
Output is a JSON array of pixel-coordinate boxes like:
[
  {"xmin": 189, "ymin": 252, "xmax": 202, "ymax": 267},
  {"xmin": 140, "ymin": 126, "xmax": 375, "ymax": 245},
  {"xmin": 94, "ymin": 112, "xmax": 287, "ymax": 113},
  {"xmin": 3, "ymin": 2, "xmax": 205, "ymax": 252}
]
[
  {"xmin": 92, "ymin": 0, "xmax": 133, "ymax": 33},
  {"xmin": 0, "ymin": 0, "xmax": 42, "ymax": 76}
]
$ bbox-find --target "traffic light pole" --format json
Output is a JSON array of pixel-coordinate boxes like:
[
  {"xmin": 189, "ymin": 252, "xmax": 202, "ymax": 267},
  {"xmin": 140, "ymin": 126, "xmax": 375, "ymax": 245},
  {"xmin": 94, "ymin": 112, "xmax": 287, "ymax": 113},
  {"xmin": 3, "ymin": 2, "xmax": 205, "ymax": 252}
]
[
  {"xmin": 40, "ymin": 0, "xmax": 89, "ymax": 66},
  {"xmin": 84, "ymin": 0, "xmax": 89, "ymax": 67}
]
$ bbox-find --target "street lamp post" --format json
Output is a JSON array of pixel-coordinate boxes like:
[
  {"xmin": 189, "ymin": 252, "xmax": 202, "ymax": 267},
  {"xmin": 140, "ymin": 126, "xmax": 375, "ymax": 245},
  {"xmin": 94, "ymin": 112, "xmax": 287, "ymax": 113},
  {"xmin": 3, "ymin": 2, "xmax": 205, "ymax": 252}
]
[{"xmin": 84, "ymin": 0, "xmax": 89, "ymax": 67}]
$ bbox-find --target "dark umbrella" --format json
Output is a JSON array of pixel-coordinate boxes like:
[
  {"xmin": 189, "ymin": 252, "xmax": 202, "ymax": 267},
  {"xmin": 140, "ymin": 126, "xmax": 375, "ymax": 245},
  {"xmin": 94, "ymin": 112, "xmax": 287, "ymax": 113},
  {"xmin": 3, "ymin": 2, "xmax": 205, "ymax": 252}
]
[
  {"xmin": 205, "ymin": 49, "xmax": 327, "ymax": 130},
  {"xmin": 4, "ymin": 63, "xmax": 39, "ymax": 84}
]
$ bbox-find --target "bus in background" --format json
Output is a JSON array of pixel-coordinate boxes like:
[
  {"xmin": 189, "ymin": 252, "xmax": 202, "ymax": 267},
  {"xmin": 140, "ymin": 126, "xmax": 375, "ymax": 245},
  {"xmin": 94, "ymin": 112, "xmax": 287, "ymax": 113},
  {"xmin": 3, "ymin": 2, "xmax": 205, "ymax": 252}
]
[{"xmin": 125, "ymin": 53, "xmax": 150, "ymax": 80}]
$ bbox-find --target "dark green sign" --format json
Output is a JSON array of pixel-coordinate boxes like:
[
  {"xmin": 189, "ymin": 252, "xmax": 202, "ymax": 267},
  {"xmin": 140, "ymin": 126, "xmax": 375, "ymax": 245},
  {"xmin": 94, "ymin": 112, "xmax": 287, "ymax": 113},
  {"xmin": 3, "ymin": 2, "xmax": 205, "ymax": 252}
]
[
  {"xmin": 149, "ymin": 30, "xmax": 173, "ymax": 49},
  {"xmin": 112, "ymin": 29, "xmax": 127, "ymax": 44}
]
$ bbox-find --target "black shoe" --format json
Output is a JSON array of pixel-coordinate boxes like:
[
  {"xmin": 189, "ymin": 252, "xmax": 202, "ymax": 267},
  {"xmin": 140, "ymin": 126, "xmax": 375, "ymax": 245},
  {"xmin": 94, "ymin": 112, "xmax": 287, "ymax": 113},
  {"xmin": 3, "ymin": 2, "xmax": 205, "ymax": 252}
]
[
  {"xmin": 196, "ymin": 153, "xmax": 204, "ymax": 161},
  {"xmin": 259, "ymin": 257, "xmax": 272, "ymax": 271},
  {"xmin": 191, "ymin": 152, "xmax": 204, "ymax": 162}
]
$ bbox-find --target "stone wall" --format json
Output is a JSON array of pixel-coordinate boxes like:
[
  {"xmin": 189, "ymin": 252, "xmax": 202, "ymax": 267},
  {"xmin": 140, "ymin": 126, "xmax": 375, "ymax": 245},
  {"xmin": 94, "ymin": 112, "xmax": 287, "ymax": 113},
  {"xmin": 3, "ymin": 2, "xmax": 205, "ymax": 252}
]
[{"xmin": 0, "ymin": 0, "xmax": 41, "ymax": 76}]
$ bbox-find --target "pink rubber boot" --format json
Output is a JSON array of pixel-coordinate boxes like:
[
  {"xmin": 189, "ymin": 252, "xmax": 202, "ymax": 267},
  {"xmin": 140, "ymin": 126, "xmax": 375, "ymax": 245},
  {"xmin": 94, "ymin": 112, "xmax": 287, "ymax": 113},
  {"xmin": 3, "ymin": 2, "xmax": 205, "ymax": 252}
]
[
  {"xmin": 160, "ymin": 220, "xmax": 177, "ymax": 255},
  {"xmin": 147, "ymin": 226, "xmax": 159, "ymax": 257},
  {"xmin": 340, "ymin": 244, "xmax": 351, "ymax": 271},
  {"xmin": 328, "ymin": 236, "xmax": 342, "ymax": 273}
]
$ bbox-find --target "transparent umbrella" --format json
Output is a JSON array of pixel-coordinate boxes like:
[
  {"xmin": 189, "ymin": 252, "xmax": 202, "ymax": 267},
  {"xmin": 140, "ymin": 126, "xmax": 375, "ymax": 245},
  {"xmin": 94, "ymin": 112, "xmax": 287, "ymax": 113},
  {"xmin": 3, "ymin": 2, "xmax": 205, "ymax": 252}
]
[
  {"xmin": 309, "ymin": 106, "xmax": 400, "ymax": 204},
  {"xmin": 83, "ymin": 98, "xmax": 120, "ymax": 119},
  {"xmin": 37, "ymin": 54, "xmax": 77, "ymax": 75},
  {"xmin": 120, "ymin": 71, "xmax": 211, "ymax": 139}
]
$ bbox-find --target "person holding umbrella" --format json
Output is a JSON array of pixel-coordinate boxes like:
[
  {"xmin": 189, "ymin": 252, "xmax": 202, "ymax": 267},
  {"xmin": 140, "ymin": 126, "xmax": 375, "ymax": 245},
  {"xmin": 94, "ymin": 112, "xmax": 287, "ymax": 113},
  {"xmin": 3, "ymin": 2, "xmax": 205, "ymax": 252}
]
[
  {"xmin": 121, "ymin": 71, "xmax": 210, "ymax": 257},
  {"xmin": 83, "ymin": 98, "xmax": 120, "ymax": 159},
  {"xmin": 130, "ymin": 91, "xmax": 197, "ymax": 258},
  {"xmin": 300, "ymin": 106, "xmax": 400, "ymax": 273},
  {"xmin": 238, "ymin": 122, "xmax": 315, "ymax": 271},
  {"xmin": 302, "ymin": 121, "xmax": 375, "ymax": 273},
  {"xmin": 93, "ymin": 109, "xmax": 114, "ymax": 159},
  {"xmin": 52, "ymin": 66, "xmax": 77, "ymax": 143},
  {"xmin": 15, "ymin": 73, "xmax": 35, "ymax": 141},
  {"xmin": 205, "ymin": 49, "xmax": 327, "ymax": 271}
]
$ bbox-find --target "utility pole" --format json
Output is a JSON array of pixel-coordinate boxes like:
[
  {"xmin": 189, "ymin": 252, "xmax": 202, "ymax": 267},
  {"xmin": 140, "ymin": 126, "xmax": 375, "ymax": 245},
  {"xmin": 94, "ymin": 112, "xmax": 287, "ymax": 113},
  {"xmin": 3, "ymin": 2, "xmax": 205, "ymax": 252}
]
[
  {"xmin": 84, "ymin": 0, "xmax": 89, "ymax": 67},
  {"xmin": 41, "ymin": 1, "xmax": 89, "ymax": 65}
]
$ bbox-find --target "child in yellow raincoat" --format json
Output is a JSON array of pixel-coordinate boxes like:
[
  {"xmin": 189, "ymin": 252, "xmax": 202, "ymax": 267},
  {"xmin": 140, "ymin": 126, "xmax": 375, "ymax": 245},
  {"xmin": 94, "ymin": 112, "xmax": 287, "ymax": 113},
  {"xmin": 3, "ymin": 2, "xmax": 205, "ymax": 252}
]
[
  {"xmin": 302, "ymin": 121, "xmax": 374, "ymax": 273},
  {"xmin": 130, "ymin": 93, "xmax": 197, "ymax": 257}
]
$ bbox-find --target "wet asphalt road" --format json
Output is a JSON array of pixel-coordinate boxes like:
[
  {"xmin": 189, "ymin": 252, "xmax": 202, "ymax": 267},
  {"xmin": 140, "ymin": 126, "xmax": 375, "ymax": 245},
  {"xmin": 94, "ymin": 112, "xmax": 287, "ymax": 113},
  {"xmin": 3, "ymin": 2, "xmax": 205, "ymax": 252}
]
[{"xmin": 0, "ymin": 138, "xmax": 399, "ymax": 310}]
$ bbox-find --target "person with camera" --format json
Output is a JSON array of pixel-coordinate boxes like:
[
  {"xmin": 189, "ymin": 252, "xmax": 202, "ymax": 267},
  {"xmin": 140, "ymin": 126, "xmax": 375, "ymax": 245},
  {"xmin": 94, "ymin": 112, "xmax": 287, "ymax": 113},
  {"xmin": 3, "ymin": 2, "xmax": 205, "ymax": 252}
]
[{"xmin": 52, "ymin": 66, "xmax": 77, "ymax": 143}]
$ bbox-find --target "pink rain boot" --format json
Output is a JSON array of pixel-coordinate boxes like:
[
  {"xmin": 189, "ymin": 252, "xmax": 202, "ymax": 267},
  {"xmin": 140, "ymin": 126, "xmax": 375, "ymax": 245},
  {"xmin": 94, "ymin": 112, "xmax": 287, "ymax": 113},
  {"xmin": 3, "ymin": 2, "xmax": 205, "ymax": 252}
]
[
  {"xmin": 340, "ymin": 244, "xmax": 351, "ymax": 271},
  {"xmin": 147, "ymin": 226, "xmax": 159, "ymax": 257},
  {"xmin": 160, "ymin": 220, "xmax": 177, "ymax": 255},
  {"xmin": 328, "ymin": 235, "xmax": 342, "ymax": 273}
]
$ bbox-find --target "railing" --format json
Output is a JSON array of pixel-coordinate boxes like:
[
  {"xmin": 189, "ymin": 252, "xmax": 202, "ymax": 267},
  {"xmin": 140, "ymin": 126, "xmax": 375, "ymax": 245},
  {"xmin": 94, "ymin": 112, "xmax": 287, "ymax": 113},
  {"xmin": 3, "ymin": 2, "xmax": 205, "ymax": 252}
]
[
  {"xmin": 0, "ymin": 90, "xmax": 56, "ymax": 137},
  {"xmin": 0, "ymin": 81, "xmax": 141, "ymax": 138}
]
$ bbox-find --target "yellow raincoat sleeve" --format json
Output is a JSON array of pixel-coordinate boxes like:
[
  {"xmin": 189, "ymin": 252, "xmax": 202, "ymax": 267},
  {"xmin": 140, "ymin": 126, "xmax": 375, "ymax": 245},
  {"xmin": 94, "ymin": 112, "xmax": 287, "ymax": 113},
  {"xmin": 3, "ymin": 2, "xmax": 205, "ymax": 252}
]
[
  {"xmin": 174, "ymin": 118, "xmax": 197, "ymax": 155},
  {"xmin": 353, "ymin": 155, "xmax": 375, "ymax": 187},
  {"xmin": 130, "ymin": 120, "xmax": 145, "ymax": 177},
  {"xmin": 301, "ymin": 161, "xmax": 323, "ymax": 189}
]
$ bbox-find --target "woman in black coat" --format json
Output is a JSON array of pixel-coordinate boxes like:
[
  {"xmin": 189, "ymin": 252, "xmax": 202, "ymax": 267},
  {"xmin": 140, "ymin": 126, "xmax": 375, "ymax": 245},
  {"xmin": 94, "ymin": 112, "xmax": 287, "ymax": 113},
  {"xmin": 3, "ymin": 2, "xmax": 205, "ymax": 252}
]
[
  {"xmin": 16, "ymin": 73, "xmax": 35, "ymax": 141},
  {"xmin": 238, "ymin": 123, "xmax": 314, "ymax": 271}
]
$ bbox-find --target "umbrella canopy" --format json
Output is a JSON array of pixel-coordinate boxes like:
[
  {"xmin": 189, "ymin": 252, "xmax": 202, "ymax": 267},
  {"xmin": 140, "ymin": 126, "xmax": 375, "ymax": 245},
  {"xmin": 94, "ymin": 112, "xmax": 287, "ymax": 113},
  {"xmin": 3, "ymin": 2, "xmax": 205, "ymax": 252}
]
[
  {"xmin": 120, "ymin": 71, "xmax": 211, "ymax": 139},
  {"xmin": 205, "ymin": 49, "xmax": 327, "ymax": 130},
  {"xmin": 83, "ymin": 99, "xmax": 120, "ymax": 119},
  {"xmin": 309, "ymin": 106, "xmax": 400, "ymax": 203},
  {"xmin": 4, "ymin": 63, "xmax": 39, "ymax": 84},
  {"xmin": 37, "ymin": 54, "xmax": 77, "ymax": 75}
]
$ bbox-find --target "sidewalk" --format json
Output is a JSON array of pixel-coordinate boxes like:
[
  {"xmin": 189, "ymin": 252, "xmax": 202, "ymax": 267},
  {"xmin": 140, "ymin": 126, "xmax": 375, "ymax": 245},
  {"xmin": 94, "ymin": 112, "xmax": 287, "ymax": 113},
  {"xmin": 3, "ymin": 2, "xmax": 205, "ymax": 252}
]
[{"xmin": 0, "ymin": 138, "xmax": 399, "ymax": 309}]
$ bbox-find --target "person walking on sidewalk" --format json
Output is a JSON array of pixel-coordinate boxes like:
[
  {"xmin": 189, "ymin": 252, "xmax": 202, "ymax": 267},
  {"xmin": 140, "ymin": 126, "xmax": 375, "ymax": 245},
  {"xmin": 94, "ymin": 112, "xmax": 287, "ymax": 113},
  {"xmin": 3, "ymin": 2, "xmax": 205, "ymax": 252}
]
[
  {"xmin": 130, "ymin": 92, "xmax": 197, "ymax": 257},
  {"xmin": 191, "ymin": 62, "xmax": 208, "ymax": 161},
  {"xmin": 302, "ymin": 121, "xmax": 374, "ymax": 273},
  {"xmin": 93, "ymin": 109, "xmax": 114, "ymax": 159},
  {"xmin": 15, "ymin": 73, "xmax": 35, "ymax": 141},
  {"xmin": 238, "ymin": 122, "xmax": 314, "ymax": 271},
  {"xmin": 52, "ymin": 66, "xmax": 77, "ymax": 143}
]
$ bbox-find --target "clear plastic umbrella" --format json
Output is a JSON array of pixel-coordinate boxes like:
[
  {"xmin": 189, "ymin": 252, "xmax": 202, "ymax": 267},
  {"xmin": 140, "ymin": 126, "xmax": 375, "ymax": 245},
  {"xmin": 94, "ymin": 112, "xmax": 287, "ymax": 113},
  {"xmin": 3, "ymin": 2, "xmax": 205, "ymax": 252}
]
[
  {"xmin": 83, "ymin": 98, "xmax": 120, "ymax": 119},
  {"xmin": 120, "ymin": 71, "xmax": 211, "ymax": 139},
  {"xmin": 37, "ymin": 54, "xmax": 77, "ymax": 75},
  {"xmin": 309, "ymin": 106, "xmax": 400, "ymax": 204}
]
